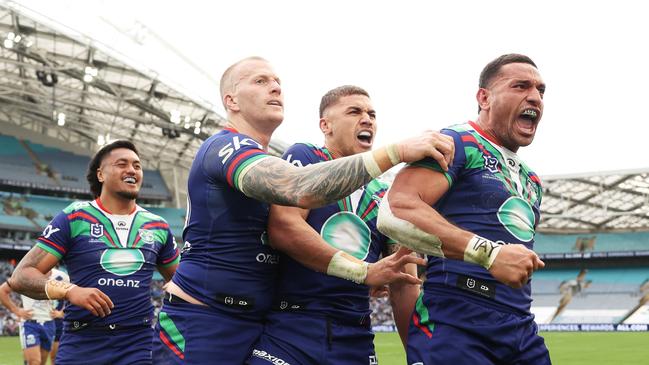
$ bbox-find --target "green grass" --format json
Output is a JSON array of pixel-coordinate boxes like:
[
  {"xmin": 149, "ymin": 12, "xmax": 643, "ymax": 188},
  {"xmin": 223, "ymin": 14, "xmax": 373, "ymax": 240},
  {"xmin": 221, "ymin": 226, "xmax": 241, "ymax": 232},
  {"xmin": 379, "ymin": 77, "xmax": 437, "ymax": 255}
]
[{"xmin": 1, "ymin": 332, "xmax": 648, "ymax": 364}]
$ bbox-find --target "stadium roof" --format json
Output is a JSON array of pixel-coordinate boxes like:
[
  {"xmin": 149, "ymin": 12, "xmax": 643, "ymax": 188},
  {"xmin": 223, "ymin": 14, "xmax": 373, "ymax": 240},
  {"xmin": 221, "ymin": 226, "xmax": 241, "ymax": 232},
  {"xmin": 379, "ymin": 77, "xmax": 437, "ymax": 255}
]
[
  {"xmin": 0, "ymin": 3, "xmax": 287, "ymax": 170},
  {"xmin": 539, "ymin": 168, "xmax": 649, "ymax": 233}
]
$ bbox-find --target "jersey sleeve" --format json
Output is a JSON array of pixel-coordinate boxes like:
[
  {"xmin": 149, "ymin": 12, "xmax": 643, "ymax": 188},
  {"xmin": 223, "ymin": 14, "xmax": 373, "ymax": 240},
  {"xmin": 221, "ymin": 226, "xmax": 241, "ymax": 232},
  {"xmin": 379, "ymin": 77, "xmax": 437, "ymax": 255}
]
[
  {"xmin": 202, "ymin": 133, "xmax": 270, "ymax": 193},
  {"xmin": 408, "ymin": 128, "xmax": 466, "ymax": 187},
  {"xmin": 35, "ymin": 211, "xmax": 71, "ymax": 260},
  {"xmin": 282, "ymin": 143, "xmax": 323, "ymax": 167},
  {"xmin": 157, "ymin": 227, "xmax": 180, "ymax": 268}
]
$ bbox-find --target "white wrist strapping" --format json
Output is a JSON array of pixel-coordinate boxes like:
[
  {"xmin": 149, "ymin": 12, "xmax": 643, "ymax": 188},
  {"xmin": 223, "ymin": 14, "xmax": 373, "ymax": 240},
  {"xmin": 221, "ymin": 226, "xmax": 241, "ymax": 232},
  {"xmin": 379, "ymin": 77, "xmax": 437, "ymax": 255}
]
[
  {"xmin": 326, "ymin": 251, "xmax": 369, "ymax": 284},
  {"xmin": 361, "ymin": 151, "xmax": 382, "ymax": 178},
  {"xmin": 376, "ymin": 194, "xmax": 445, "ymax": 258},
  {"xmin": 44, "ymin": 279, "xmax": 76, "ymax": 300},
  {"xmin": 464, "ymin": 235, "xmax": 502, "ymax": 269},
  {"xmin": 386, "ymin": 144, "xmax": 401, "ymax": 166}
]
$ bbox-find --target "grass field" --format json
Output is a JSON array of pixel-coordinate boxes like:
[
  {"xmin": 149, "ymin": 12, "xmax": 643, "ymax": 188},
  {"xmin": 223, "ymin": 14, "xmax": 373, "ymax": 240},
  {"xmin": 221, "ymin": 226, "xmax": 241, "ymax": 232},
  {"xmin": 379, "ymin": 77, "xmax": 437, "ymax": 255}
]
[{"xmin": 1, "ymin": 332, "xmax": 648, "ymax": 364}]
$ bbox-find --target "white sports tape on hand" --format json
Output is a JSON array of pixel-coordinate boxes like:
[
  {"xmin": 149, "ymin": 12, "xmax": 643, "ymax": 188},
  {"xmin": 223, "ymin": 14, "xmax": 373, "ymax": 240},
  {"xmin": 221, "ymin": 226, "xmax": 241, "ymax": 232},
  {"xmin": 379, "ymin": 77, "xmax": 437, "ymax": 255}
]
[
  {"xmin": 464, "ymin": 235, "xmax": 502, "ymax": 269},
  {"xmin": 326, "ymin": 251, "xmax": 369, "ymax": 284}
]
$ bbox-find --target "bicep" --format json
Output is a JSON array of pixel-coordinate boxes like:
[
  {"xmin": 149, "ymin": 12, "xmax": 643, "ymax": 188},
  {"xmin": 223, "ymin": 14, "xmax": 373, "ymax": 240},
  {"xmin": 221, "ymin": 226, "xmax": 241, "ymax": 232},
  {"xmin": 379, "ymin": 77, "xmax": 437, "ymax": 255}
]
[
  {"xmin": 15, "ymin": 246, "xmax": 59, "ymax": 275},
  {"xmin": 157, "ymin": 264, "xmax": 177, "ymax": 282},
  {"xmin": 267, "ymin": 204, "xmax": 310, "ymax": 249},
  {"xmin": 388, "ymin": 165, "xmax": 450, "ymax": 207}
]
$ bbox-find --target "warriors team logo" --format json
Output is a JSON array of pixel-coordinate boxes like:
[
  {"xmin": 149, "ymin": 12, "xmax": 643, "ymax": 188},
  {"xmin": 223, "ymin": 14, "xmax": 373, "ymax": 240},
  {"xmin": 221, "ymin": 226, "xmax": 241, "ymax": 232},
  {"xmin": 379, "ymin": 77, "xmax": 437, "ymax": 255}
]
[
  {"xmin": 320, "ymin": 212, "xmax": 371, "ymax": 260},
  {"xmin": 138, "ymin": 229, "xmax": 155, "ymax": 244},
  {"xmin": 483, "ymin": 155, "xmax": 499, "ymax": 173},
  {"xmin": 100, "ymin": 248, "xmax": 144, "ymax": 276},
  {"xmin": 90, "ymin": 223, "xmax": 104, "ymax": 238},
  {"xmin": 497, "ymin": 197, "xmax": 535, "ymax": 242}
]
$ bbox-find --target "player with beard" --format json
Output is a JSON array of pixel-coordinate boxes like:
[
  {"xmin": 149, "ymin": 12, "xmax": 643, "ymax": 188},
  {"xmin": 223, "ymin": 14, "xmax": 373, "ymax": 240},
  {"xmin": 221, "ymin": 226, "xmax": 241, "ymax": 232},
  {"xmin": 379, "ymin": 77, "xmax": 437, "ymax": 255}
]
[{"xmin": 9, "ymin": 140, "xmax": 180, "ymax": 365}]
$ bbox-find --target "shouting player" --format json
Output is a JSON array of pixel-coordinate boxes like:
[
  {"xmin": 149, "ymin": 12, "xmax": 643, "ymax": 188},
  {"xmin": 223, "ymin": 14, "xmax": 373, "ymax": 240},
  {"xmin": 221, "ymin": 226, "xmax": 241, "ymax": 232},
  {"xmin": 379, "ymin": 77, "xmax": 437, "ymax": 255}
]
[
  {"xmin": 377, "ymin": 54, "xmax": 550, "ymax": 364},
  {"xmin": 154, "ymin": 57, "xmax": 454, "ymax": 364},
  {"xmin": 9, "ymin": 140, "xmax": 180, "ymax": 365},
  {"xmin": 248, "ymin": 85, "xmax": 422, "ymax": 365}
]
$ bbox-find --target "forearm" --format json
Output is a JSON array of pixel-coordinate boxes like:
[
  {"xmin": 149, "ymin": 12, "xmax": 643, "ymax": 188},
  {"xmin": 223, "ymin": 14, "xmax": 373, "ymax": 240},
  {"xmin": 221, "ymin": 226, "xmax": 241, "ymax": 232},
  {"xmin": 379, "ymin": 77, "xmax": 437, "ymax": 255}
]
[
  {"xmin": 268, "ymin": 215, "xmax": 338, "ymax": 273},
  {"xmin": 0, "ymin": 283, "xmax": 20, "ymax": 314},
  {"xmin": 389, "ymin": 276, "xmax": 420, "ymax": 347},
  {"xmin": 9, "ymin": 266, "xmax": 50, "ymax": 300},
  {"xmin": 241, "ymin": 147, "xmax": 398, "ymax": 209}
]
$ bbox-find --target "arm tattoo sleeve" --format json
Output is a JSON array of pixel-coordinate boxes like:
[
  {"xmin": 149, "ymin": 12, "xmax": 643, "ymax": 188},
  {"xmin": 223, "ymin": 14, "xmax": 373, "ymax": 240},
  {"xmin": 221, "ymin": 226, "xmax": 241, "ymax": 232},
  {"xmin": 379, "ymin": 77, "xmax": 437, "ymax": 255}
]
[
  {"xmin": 241, "ymin": 154, "xmax": 372, "ymax": 208},
  {"xmin": 9, "ymin": 247, "xmax": 52, "ymax": 299}
]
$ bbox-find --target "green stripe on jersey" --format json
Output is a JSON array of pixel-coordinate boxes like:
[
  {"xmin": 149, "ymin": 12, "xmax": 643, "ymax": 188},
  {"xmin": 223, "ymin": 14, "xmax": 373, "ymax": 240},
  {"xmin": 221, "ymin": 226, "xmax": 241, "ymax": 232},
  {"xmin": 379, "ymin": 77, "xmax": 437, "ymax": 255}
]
[
  {"xmin": 414, "ymin": 292, "xmax": 435, "ymax": 334},
  {"xmin": 233, "ymin": 154, "xmax": 268, "ymax": 191},
  {"xmin": 159, "ymin": 312, "xmax": 185, "ymax": 352},
  {"xmin": 36, "ymin": 242, "xmax": 63, "ymax": 259}
]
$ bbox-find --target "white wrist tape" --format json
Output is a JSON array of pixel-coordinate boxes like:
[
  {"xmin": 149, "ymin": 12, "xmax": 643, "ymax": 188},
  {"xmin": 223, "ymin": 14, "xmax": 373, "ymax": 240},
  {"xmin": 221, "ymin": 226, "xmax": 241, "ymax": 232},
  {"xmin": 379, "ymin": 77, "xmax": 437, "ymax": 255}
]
[
  {"xmin": 386, "ymin": 144, "xmax": 401, "ymax": 166},
  {"xmin": 361, "ymin": 151, "xmax": 382, "ymax": 178},
  {"xmin": 45, "ymin": 279, "xmax": 76, "ymax": 300},
  {"xmin": 377, "ymin": 195, "xmax": 445, "ymax": 258},
  {"xmin": 326, "ymin": 251, "xmax": 369, "ymax": 284},
  {"xmin": 464, "ymin": 235, "xmax": 502, "ymax": 269}
]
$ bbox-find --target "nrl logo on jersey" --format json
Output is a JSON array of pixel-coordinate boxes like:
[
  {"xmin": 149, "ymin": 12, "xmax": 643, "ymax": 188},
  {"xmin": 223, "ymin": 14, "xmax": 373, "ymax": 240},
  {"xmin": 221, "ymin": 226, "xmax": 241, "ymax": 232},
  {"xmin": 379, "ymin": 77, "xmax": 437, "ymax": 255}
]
[
  {"xmin": 482, "ymin": 155, "xmax": 499, "ymax": 173},
  {"xmin": 138, "ymin": 229, "xmax": 155, "ymax": 244},
  {"xmin": 90, "ymin": 223, "xmax": 104, "ymax": 238}
]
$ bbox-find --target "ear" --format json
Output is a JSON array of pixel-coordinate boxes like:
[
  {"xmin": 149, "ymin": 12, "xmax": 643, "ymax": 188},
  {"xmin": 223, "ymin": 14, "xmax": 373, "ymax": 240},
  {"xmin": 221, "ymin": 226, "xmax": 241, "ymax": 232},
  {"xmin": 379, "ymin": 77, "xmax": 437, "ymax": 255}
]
[
  {"xmin": 319, "ymin": 117, "xmax": 332, "ymax": 136},
  {"xmin": 224, "ymin": 94, "xmax": 240, "ymax": 112},
  {"xmin": 97, "ymin": 168, "xmax": 104, "ymax": 183},
  {"xmin": 476, "ymin": 88, "xmax": 491, "ymax": 111}
]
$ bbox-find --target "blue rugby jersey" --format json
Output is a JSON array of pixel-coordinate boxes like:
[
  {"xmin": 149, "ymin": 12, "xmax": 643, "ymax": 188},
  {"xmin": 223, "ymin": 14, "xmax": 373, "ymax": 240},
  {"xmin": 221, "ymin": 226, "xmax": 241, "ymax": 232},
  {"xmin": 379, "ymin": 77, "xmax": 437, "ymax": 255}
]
[
  {"xmin": 277, "ymin": 143, "xmax": 395, "ymax": 324},
  {"xmin": 411, "ymin": 121, "xmax": 543, "ymax": 314},
  {"xmin": 170, "ymin": 128, "xmax": 278, "ymax": 319},
  {"xmin": 36, "ymin": 199, "xmax": 179, "ymax": 326}
]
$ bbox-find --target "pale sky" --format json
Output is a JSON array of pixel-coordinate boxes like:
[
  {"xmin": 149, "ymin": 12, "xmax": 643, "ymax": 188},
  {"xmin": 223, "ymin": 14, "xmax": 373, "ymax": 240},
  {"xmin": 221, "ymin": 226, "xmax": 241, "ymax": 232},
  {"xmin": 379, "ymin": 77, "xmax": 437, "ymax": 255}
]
[{"xmin": 13, "ymin": 0, "xmax": 649, "ymax": 176}]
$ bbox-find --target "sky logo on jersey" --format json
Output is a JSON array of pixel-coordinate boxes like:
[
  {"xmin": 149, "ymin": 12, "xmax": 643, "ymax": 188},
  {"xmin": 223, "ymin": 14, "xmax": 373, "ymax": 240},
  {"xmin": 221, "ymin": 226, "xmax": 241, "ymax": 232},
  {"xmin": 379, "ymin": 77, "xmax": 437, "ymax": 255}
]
[
  {"xmin": 321, "ymin": 211, "xmax": 371, "ymax": 260},
  {"xmin": 497, "ymin": 197, "xmax": 535, "ymax": 242},
  {"xmin": 42, "ymin": 225, "xmax": 60, "ymax": 239},
  {"xmin": 90, "ymin": 223, "xmax": 104, "ymax": 238},
  {"xmin": 100, "ymin": 248, "xmax": 144, "ymax": 276},
  {"xmin": 218, "ymin": 136, "xmax": 263, "ymax": 164}
]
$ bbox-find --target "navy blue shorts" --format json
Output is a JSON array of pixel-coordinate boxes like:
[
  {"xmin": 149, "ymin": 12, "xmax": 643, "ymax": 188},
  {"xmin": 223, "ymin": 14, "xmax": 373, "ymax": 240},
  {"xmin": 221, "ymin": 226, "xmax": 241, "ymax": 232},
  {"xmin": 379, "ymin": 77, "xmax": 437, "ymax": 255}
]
[
  {"xmin": 54, "ymin": 319, "xmax": 63, "ymax": 342},
  {"xmin": 247, "ymin": 312, "xmax": 377, "ymax": 365},
  {"xmin": 20, "ymin": 320, "xmax": 55, "ymax": 351},
  {"xmin": 55, "ymin": 325, "xmax": 153, "ymax": 365},
  {"xmin": 407, "ymin": 290, "xmax": 551, "ymax": 365},
  {"xmin": 154, "ymin": 299, "xmax": 263, "ymax": 365}
]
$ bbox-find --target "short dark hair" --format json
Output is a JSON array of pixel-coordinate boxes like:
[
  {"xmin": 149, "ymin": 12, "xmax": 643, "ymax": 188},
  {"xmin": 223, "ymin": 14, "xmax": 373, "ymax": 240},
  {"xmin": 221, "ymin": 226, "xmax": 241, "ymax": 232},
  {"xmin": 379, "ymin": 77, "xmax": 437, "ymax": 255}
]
[
  {"xmin": 86, "ymin": 140, "xmax": 139, "ymax": 198},
  {"xmin": 319, "ymin": 85, "xmax": 370, "ymax": 118},
  {"xmin": 478, "ymin": 54, "xmax": 538, "ymax": 112}
]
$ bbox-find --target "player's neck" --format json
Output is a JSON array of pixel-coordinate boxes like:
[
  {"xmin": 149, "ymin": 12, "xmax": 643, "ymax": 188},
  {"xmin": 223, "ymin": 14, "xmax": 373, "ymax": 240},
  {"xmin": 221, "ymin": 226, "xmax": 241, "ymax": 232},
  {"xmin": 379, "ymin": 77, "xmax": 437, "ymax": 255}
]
[
  {"xmin": 96, "ymin": 195, "xmax": 136, "ymax": 215},
  {"xmin": 227, "ymin": 115, "xmax": 277, "ymax": 150}
]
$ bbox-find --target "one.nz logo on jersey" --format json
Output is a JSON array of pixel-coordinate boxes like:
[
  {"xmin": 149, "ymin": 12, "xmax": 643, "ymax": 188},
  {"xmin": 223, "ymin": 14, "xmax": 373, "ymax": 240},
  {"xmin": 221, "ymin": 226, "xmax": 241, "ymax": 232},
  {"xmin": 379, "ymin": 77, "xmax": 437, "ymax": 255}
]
[{"xmin": 100, "ymin": 248, "xmax": 145, "ymax": 276}]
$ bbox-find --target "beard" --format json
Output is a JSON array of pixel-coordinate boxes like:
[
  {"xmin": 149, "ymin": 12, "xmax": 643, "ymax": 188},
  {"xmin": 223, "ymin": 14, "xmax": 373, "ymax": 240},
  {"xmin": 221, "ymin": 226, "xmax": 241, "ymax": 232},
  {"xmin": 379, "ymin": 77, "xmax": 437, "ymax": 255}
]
[{"xmin": 116, "ymin": 190, "xmax": 139, "ymax": 200}]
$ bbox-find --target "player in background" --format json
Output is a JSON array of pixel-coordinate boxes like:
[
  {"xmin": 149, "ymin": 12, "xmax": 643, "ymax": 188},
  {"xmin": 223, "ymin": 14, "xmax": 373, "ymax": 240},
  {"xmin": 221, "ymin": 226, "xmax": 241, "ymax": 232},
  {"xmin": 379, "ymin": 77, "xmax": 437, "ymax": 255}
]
[
  {"xmin": 377, "ymin": 54, "xmax": 550, "ymax": 364},
  {"xmin": 49, "ymin": 266, "xmax": 67, "ymax": 365},
  {"xmin": 154, "ymin": 56, "xmax": 454, "ymax": 364},
  {"xmin": 248, "ymin": 85, "xmax": 422, "ymax": 365},
  {"xmin": 0, "ymin": 267, "xmax": 68, "ymax": 365},
  {"xmin": 9, "ymin": 140, "xmax": 180, "ymax": 365}
]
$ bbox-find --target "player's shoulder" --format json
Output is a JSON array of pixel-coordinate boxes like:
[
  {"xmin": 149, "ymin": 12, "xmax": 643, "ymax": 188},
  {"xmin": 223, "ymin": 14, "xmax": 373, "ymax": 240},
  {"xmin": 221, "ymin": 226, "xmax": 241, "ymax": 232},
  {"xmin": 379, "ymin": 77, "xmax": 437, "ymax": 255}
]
[
  {"xmin": 207, "ymin": 128, "xmax": 264, "ymax": 149},
  {"xmin": 61, "ymin": 200, "xmax": 93, "ymax": 214},
  {"xmin": 136, "ymin": 207, "xmax": 169, "ymax": 224}
]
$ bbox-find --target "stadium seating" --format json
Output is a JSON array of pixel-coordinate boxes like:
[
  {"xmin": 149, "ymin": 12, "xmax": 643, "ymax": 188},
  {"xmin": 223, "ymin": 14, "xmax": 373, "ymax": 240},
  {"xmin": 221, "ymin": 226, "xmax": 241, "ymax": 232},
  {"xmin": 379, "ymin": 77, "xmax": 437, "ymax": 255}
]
[
  {"xmin": 535, "ymin": 232, "xmax": 649, "ymax": 253},
  {"xmin": 0, "ymin": 134, "xmax": 172, "ymax": 200}
]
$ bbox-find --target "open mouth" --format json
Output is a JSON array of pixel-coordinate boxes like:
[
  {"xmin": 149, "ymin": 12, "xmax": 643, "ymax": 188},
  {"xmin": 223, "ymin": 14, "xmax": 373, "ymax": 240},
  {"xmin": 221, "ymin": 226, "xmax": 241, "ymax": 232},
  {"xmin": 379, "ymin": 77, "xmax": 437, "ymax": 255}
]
[
  {"xmin": 357, "ymin": 130, "xmax": 373, "ymax": 146},
  {"xmin": 517, "ymin": 108, "xmax": 539, "ymax": 135},
  {"xmin": 519, "ymin": 108, "xmax": 539, "ymax": 123}
]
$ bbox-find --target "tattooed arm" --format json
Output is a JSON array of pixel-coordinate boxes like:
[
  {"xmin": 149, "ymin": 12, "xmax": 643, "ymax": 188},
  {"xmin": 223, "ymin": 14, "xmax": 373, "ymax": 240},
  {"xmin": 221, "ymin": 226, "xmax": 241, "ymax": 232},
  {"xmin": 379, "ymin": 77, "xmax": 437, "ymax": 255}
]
[
  {"xmin": 8, "ymin": 246, "xmax": 59, "ymax": 299},
  {"xmin": 240, "ymin": 131, "xmax": 455, "ymax": 209},
  {"xmin": 9, "ymin": 246, "xmax": 114, "ymax": 317}
]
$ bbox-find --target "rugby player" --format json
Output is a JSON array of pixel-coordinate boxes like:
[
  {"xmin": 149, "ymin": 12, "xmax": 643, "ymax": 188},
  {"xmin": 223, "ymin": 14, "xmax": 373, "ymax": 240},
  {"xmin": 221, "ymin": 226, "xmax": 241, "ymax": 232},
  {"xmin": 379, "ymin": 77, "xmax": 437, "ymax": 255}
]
[
  {"xmin": 9, "ymin": 140, "xmax": 180, "ymax": 365},
  {"xmin": 153, "ymin": 57, "xmax": 454, "ymax": 364},
  {"xmin": 377, "ymin": 54, "xmax": 551, "ymax": 364},
  {"xmin": 0, "ymin": 267, "xmax": 68, "ymax": 365},
  {"xmin": 248, "ymin": 85, "xmax": 422, "ymax": 365}
]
